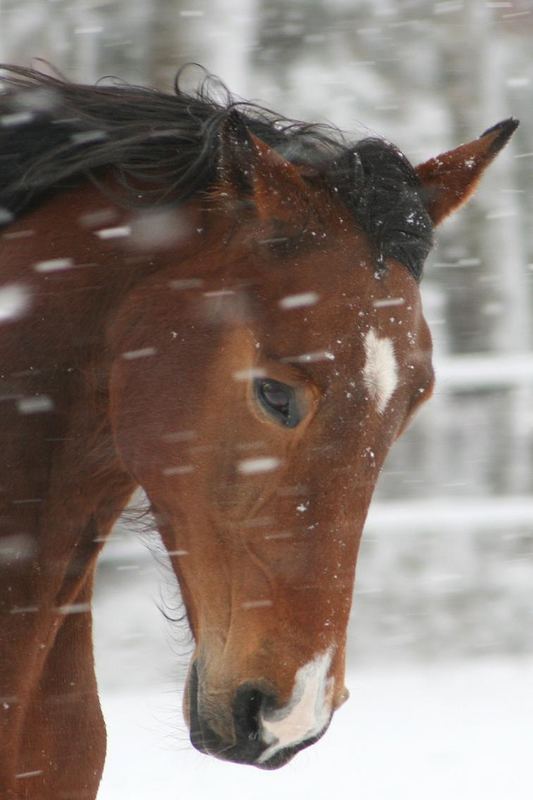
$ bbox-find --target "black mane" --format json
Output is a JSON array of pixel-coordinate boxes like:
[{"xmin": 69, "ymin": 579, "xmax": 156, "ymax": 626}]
[{"xmin": 0, "ymin": 65, "xmax": 432, "ymax": 280}]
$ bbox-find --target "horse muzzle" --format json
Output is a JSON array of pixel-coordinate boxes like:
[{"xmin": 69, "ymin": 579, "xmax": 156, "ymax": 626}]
[{"xmin": 187, "ymin": 659, "xmax": 333, "ymax": 769}]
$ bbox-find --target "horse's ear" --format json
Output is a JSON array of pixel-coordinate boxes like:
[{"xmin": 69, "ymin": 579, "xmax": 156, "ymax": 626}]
[
  {"xmin": 415, "ymin": 118, "xmax": 519, "ymax": 225},
  {"xmin": 216, "ymin": 110, "xmax": 308, "ymax": 222}
]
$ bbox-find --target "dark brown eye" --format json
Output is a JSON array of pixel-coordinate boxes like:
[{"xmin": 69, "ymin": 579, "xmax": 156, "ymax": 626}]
[{"xmin": 254, "ymin": 378, "xmax": 300, "ymax": 428}]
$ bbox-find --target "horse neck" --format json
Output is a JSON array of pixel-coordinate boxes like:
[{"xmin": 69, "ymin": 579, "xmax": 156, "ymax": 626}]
[
  {"xmin": 0, "ymin": 181, "xmax": 194, "ymax": 570},
  {"xmin": 3, "ymin": 180, "xmax": 212, "ymax": 367},
  {"xmin": 0, "ymin": 180, "xmax": 213, "ymax": 522},
  {"xmin": 0, "ymin": 180, "xmax": 169, "ymax": 760}
]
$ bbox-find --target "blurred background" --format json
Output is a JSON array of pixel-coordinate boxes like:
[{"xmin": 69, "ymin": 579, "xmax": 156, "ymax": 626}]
[{"xmin": 1, "ymin": 1, "xmax": 532, "ymax": 797}]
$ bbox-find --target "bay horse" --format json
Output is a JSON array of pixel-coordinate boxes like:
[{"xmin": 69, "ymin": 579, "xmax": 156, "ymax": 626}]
[{"xmin": 0, "ymin": 64, "xmax": 517, "ymax": 798}]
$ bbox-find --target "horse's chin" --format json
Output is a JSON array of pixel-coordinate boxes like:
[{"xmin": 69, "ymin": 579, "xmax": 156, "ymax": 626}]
[{"xmin": 189, "ymin": 720, "xmax": 326, "ymax": 770}]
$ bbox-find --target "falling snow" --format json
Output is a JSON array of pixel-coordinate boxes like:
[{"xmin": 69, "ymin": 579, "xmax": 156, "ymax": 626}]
[
  {"xmin": 33, "ymin": 258, "xmax": 74, "ymax": 273},
  {"xmin": 0, "ymin": 284, "xmax": 31, "ymax": 322},
  {"xmin": 96, "ymin": 225, "xmax": 132, "ymax": 240},
  {"xmin": 16, "ymin": 396, "xmax": 54, "ymax": 414},
  {"xmin": 121, "ymin": 347, "xmax": 157, "ymax": 360},
  {"xmin": 2, "ymin": 0, "xmax": 532, "ymax": 792},
  {"xmin": 238, "ymin": 457, "xmax": 281, "ymax": 475},
  {"xmin": 279, "ymin": 292, "xmax": 320, "ymax": 309}
]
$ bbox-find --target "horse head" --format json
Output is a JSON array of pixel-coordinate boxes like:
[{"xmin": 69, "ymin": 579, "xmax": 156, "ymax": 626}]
[{"xmin": 107, "ymin": 115, "xmax": 517, "ymax": 767}]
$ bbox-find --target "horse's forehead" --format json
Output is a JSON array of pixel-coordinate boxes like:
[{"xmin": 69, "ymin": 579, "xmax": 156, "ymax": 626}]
[{"xmin": 261, "ymin": 260, "xmax": 421, "ymax": 353}]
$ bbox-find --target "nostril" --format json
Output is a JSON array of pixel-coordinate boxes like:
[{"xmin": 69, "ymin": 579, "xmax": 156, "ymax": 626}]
[
  {"xmin": 233, "ymin": 684, "xmax": 273, "ymax": 745},
  {"xmin": 245, "ymin": 689, "xmax": 261, "ymax": 741}
]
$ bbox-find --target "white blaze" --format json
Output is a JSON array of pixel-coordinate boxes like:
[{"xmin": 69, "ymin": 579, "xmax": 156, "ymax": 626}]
[
  {"xmin": 257, "ymin": 648, "xmax": 334, "ymax": 764},
  {"xmin": 362, "ymin": 328, "xmax": 398, "ymax": 414}
]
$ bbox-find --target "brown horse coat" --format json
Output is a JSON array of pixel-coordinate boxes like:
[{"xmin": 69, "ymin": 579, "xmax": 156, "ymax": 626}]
[{"xmin": 0, "ymin": 66, "xmax": 517, "ymax": 797}]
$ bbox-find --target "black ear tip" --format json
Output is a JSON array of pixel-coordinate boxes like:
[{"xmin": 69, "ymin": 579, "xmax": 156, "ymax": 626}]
[{"xmin": 480, "ymin": 117, "xmax": 520, "ymax": 151}]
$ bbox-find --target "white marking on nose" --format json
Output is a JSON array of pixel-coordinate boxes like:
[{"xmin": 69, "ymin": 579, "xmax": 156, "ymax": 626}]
[
  {"xmin": 257, "ymin": 648, "xmax": 334, "ymax": 764},
  {"xmin": 362, "ymin": 328, "xmax": 398, "ymax": 414}
]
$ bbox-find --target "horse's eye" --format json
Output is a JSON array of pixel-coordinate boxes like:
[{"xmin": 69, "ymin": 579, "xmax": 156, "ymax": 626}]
[{"xmin": 254, "ymin": 379, "xmax": 300, "ymax": 428}]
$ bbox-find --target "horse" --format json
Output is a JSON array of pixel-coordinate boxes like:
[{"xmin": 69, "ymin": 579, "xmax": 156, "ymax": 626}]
[{"xmin": 0, "ymin": 64, "xmax": 517, "ymax": 798}]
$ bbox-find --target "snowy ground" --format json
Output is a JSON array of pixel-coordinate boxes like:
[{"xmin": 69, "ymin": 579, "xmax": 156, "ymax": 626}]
[{"xmin": 98, "ymin": 659, "xmax": 532, "ymax": 800}]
